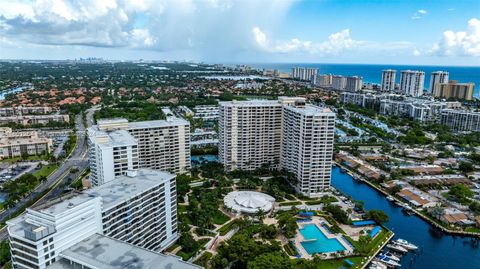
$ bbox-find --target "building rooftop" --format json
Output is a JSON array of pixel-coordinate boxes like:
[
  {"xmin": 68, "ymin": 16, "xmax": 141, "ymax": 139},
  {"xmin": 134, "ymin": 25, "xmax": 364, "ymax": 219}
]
[
  {"xmin": 219, "ymin": 99, "xmax": 281, "ymax": 107},
  {"xmin": 85, "ymin": 169, "xmax": 175, "ymax": 210},
  {"xmin": 33, "ymin": 192, "xmax": 97, "ymax": 217},
  {"xmin": 224, "ymin": 191, "xmax": 275, "ymax": 214},
  {"xmin": 8, "ymin": 169, "xmax": 175, "ymax": 239},
  {"xmin": 88, "ymin": 127, "xmax": 137, "ymax": 148},
  {"xmin": 47, "ymin": 234, "xmax": 202, "ymax": 269},
  {"xmin": 97, "ymin": 118, "xmax": 129, "ymax": 126},
  {"xmin": 284, "ymin": 104, "xmax": 334, "ymax": 116},
  {"xmin": 128, "ymin": 118, "xmax": 189, "ymax": 129}
]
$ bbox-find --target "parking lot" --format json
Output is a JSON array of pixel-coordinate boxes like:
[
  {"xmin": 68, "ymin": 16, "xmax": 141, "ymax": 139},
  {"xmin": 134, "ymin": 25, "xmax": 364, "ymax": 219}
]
[{"xmin": 0, "ymin": 162, "xmax": 40, "ymax": 183}]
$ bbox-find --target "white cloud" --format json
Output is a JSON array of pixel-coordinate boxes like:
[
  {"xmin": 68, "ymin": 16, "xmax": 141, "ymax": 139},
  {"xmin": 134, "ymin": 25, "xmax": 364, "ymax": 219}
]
[
  {"xmin": 413, "ymin": 49, "xmax": 421, "ymax": 56},
  {"xmin": 252, "ymin": 27, "xmax": 359, "ymax": 55},
  {"xmin": 412, "ymin": 9, "xmax": 428, "ymax": 19},
  {"xmin": 430, "ymin": 18, "xmax": 480, "ymax": 57},
  {"xmin": 251, "ymin": 27, "xmax": 416, "ymax": 57},
  {"xmin": 0, "ymin": 0, "xmax": 294, "ymax": 55}
]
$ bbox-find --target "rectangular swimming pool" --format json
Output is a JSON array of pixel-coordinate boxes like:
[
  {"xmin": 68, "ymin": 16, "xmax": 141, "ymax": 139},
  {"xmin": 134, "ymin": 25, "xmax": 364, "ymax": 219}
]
[{"xmin": 299, "ymin": 224, "xmax": 346, "ymax": 254}]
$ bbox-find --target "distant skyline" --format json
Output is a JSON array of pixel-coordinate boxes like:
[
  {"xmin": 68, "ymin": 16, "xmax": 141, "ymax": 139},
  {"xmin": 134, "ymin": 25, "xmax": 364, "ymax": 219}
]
[{"xmin": 0, "ymin": 0, "xmax": 479, "ymax": 66}]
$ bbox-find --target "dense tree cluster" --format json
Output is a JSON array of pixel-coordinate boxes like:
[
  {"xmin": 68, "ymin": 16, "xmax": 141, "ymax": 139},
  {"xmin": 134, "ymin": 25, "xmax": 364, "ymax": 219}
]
[
  {"xmin": 365, "ymin": 209, "xmax": 389, "ymax": 224},
  {"xmin": 325, "ymin": 204, "xmax": 350, "ymax": 224}
]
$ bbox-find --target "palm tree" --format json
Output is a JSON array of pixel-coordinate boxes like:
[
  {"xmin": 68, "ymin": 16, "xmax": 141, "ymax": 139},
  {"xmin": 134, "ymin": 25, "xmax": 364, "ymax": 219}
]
[{"xmin": 255, "ymin": 208, "xmax": 264, "ymax": 222}]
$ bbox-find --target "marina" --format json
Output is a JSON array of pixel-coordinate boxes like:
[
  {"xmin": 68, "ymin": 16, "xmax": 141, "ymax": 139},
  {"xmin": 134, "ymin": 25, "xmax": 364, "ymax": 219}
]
[{"xmin": 332, "ymin": 166, "xmax": 480, "ymax": 268}]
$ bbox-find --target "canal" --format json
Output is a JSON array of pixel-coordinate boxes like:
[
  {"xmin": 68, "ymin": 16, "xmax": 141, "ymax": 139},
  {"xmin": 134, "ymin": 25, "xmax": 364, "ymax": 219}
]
[
  {"xmin": 0, "ymin": 85, "xmax": 30, "ymax": 100},
  {"xmin": 331, "ymin": 166, "xmax": 480, "ymax": 268}
]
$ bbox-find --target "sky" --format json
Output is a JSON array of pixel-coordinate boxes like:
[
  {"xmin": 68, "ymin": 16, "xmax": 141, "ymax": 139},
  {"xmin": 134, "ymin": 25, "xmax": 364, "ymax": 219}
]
[{"xmin": 0, "ymin": 0, "xmax": 479, "ymax": 66}]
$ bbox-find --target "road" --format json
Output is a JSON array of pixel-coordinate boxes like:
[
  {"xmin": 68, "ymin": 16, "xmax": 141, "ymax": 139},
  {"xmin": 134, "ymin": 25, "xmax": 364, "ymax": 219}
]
[{"xmin": 0, "ymin": 107, "xmax": 98, "ymax": 239}]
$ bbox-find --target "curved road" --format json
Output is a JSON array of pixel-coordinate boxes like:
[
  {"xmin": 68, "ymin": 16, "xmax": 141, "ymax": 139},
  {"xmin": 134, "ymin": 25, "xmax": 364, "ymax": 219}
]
[{"xmin": 0, "ymin": 107, "xmax": 98, "ymax": 239}]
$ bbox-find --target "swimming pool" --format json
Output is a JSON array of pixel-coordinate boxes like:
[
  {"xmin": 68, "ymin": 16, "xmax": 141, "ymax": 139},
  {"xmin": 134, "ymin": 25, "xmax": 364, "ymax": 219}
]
[{"xmin": 299, "ymin": 224, "xmax": 346, "ymax": 254}]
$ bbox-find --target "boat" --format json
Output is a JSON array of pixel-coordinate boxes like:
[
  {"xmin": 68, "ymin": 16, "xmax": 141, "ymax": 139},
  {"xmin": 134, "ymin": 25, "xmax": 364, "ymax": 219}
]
[
  {"xmin": 387, "ymin": 243, "xmax": 408, "ymax": 253},
  {"xmin": 394, "ymin": 201, "xmax": 403, "ymax": 207},
  {"xmin": 402, "ymin": 205, "xmax": 414, "ymax": 215},
  {"xmin": 395, "ymin": 239, "xmax": 418, "ymax": 250},
  {"xmin": 369, "ymin": 260, "xmax": 388, "ymax": 269},
  {"xmin": 386, "ymin": 196, "xmax": 395, "ymax": 202},
  {"xmin": 382, "ymin": 251, "xmax": 401, "ymax": 261},
  {"xmin": 377, "ymin": 256, "xmax": 402, "ymax": 267}
]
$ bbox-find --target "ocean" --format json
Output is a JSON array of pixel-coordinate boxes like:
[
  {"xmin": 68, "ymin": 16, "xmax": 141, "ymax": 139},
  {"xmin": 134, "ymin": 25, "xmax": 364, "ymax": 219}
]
[{"xmin": 248, "ymin": 63, "xmax": 480, "ymax": 97}]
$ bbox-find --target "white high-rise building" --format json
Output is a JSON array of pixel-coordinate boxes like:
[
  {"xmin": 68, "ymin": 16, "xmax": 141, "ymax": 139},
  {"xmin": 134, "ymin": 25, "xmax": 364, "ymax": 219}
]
[
  {"xmin": 429, "ymin": 71, "xmax": 449, "ymax": 93},
  {"xmin": 313, "ymin": 74, "xmax": 332, "ymax": 87},
  {"xmin": 128, "ymin": 119, "xmax": 190, "ymax": 173},
  {"xmin": 331, "ymin": 75, "xmax": 347, "ymax": 90},
  {"xmin": 291, "ymin": 67, "xmax": 319, "ymax": 81},
  {"xmin": 381, "ymin": 69, "xmax": 396, "ymax": 92},
  {"xmin": 87, "ymin": 124, "xmax": 139, "ymax": 186},
  {"xmin": 7, "ymin": 169, "xmax": 180, "ymax": 269},
  {"xmin": 88, "ymin": 118, "xmax": 190, "ymax": 185},
  {"xmin": 280, "ymin": 105, "xmax": 335, "ymax": 196},
  {"xmin": 219, "ymin": 97, "xmax": 335, "ymax": 197},
  {"xmin": 345, "ymin": 76, "xmax": 363, "ymax": 92},
  {"xmin": 400, "ymin": 70, "xmax": 425, "ymax": 97},
  {"xmin": 218, "ymin": 100, "xmax": 283, "ymax": 171}
]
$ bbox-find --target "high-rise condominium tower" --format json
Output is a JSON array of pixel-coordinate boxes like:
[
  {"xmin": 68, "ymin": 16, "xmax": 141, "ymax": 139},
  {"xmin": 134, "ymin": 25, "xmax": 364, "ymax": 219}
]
[
  {"xmin": 280, "ymin": 105, "xmax": 335, "ymax": 195},
  {"xmin": 88, "ymin": 118, "xmax": 190, "ymax": 185},
  {"xmin": 345, "ymin": 76, "xmax": 363, "ymax": 91},
  {"xmin": 434, "ymin": 80, "xmax": 475, "ymax": 101},
  {"xmin": 429, "ymin": 71, "xmax": 449, "ymax": 93},
  {"xmin": 218, "ymin": 100, "xmax": 283, "ymax": 171},
  {"xmin": 381, "ymin": 69, "xmax": 396, "ymax": 92},
  {"xmin": 400, "ymin": 70, "xmax": 425, "ymax": 97},
  {"xmin": 291, "ymin": 67, "xmax": 319, "ymax": 81},
  {"xmin": 218, "ymin": 97, "xmax": 335, "ymax": 197}
]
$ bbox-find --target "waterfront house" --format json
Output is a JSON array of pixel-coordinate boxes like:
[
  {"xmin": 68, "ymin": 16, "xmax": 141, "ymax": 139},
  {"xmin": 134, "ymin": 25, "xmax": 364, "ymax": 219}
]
[{"xmin": 397, "ymin": 187, "xmax": 439, "ymax": 208}]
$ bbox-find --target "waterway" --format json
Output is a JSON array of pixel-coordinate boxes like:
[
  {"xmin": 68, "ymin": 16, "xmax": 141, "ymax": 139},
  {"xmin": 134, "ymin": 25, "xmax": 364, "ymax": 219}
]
[
  {"xmin": 0, "ymin": 85, "xmax": 30, "ymax": 100},
  {"xmin": 331, "ymin": 166, "xmax": 480, "ymax": 269}
]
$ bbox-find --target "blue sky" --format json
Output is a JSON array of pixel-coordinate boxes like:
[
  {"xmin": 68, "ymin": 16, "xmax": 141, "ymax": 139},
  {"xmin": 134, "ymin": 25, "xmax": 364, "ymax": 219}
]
[{"xmin": 0, "ymin": 0, "xmax": 479, "ymax": 65}]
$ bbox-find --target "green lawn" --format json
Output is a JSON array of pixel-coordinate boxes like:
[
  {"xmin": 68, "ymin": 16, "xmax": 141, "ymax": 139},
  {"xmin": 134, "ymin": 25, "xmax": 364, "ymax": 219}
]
[
  {"xmin": 346, "ymin": 228, "xmax": 392, "ymax": 257},
  {"xmin": 212, "ymin": 210, "xmax": 230, "ymax": 225},
  {"xmin": 165, "ymin": 243, "xmax": 180, "ymax": 252},
  {"xmin": 177, "ymin": 238, "xmax": 209, "ymax": 261},
  {"xmin": 279, "ymin": 201, "xmax": 302, "ymax": 206},
  {"xmin": 218, "ymin": 219, "xmax": 241, "ymax": 235},
  {"xmin": 178, "ymin": 204, "xmax": 188, "ymax": 214},
  {"xmin": 33, "ymin": 164, "xmax": 58, "ymax": 179},
  {"xmin": 193, "ymin": 251, "xmax": 212, "ymax": 267},
  {"xmin": 465, "ymin": 227, "xmax": 480, "ymax": 233}
]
